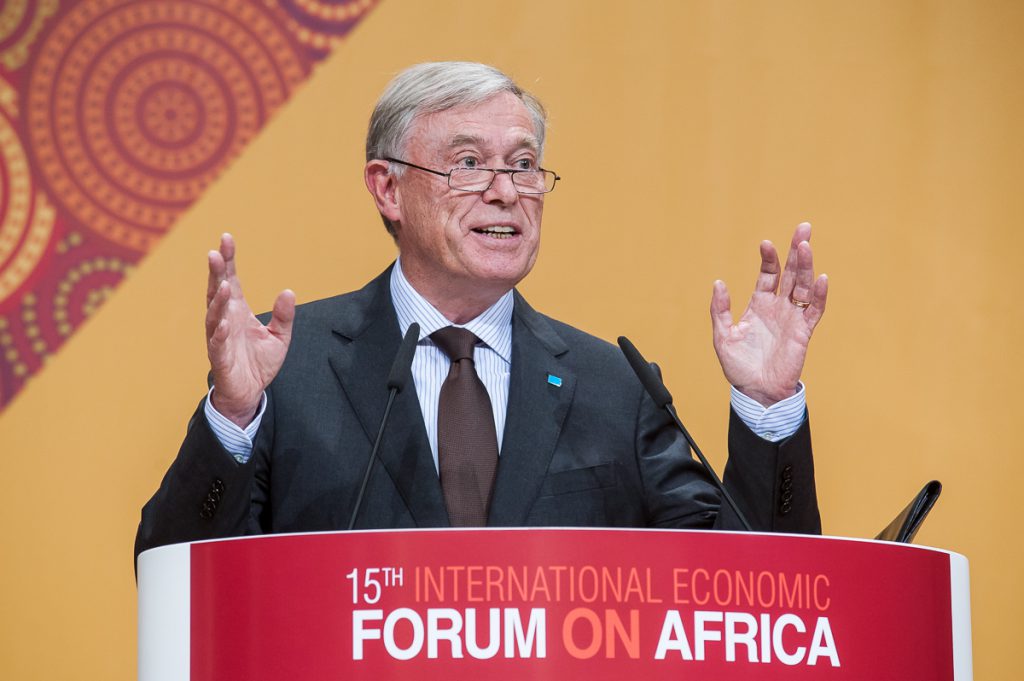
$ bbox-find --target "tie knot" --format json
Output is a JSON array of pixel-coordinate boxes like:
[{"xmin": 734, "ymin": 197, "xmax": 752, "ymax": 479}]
[{"xmin": 431, "ymin": 326, "xmax": 479, "ymax": 362}]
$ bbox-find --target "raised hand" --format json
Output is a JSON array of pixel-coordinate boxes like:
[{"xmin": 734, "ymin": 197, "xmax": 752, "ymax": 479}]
[
  {"xmin": 205, "ymin": 233, "xmax": 295, "ymax": 426},
  {"xmin": 710, "ymin": 222, "xmax": 828, "ymax": 407}
]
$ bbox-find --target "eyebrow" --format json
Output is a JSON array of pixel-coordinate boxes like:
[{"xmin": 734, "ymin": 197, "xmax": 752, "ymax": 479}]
[{"xmin": 447, "ymin": 133, "xmax": 540, "ymax": 154}]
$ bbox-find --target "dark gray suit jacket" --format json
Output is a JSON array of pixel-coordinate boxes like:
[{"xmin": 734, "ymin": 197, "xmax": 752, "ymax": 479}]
[{"xmin": 136, "ymin": 268, "xmax": 819, "ymax": 558}]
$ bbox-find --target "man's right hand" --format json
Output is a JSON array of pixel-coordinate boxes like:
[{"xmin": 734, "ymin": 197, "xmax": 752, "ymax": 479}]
[{"xmin": 205, "ymin": 233, "xmax": 295, "ymax": 427}]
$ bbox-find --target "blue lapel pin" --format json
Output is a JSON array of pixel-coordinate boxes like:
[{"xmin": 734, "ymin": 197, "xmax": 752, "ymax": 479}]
[{"xmin": 547, "ymin": 374, "xmax": 563, "ymax": 387}]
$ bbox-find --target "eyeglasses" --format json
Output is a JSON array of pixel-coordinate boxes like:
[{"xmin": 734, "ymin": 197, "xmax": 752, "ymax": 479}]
[{"xmin": 385, "ymin": 158, "xmax": 560, "ymax": 194}]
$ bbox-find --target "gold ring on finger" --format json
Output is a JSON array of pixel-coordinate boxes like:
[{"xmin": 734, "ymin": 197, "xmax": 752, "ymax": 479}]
[{"xmin": 789, "ymin": 295, "xmax": 811, "ymax": 309}]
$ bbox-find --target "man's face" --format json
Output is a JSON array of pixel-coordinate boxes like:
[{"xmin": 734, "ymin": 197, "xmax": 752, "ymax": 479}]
[{"xmin": 389, "ymin": 92, "xmax": 545, "ymax": 309}]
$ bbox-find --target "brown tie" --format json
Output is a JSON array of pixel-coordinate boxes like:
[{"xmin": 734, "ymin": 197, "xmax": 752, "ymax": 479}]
[{"xmin": 431, "ymin": 326, "xmax": 498, "ymax": 526}]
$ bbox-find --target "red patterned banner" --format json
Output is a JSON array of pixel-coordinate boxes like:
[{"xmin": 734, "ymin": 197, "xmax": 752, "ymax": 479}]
[{"xmin": 0, "ymin": 0, "xmax": 377, "ymax": 410}]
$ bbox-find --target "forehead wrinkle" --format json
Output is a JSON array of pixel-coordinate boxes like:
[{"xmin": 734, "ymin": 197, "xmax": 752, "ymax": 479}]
[{"xmin": 447, "ymin": 133, "xmax": 539, "ymax": 154}]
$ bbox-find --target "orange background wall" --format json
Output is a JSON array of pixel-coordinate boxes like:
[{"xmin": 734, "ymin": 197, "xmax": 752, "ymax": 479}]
[{"xmin": 1, "ymin": 1, "xmax": 1021, "ymax": 678}]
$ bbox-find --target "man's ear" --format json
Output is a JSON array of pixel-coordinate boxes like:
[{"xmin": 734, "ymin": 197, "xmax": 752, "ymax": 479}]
[{"xmin": 364, "ymin": 160, "xmax": 402, "ymax": 224}]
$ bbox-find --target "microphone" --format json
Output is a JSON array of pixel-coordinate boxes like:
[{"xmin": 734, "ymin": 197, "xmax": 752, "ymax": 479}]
[
  {"xmin": 617, "ymin": 336, "xmax": 753, "ymax": 531},
  {"xmin": 348, "ymin": 322, "xmax": 420, "ymax": 530}
]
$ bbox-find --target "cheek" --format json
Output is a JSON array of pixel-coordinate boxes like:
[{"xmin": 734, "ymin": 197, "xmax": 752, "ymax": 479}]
[
  {"xmin": 444, "ymin": 198, "xmax": 480, "ymax": 234},
  {"xmin": 525, "ymin": 201, "xmax": 545, "ymax": 233}
]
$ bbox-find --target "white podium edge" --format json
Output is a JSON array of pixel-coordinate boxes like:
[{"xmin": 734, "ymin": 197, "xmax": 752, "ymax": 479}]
[
  {"xmin": 949, "ymin": 552, "xmax": 973, "ymax": 680},
  {"xmin": 138, "ymin": 542, "xmax": 190, "ymax": 681}
]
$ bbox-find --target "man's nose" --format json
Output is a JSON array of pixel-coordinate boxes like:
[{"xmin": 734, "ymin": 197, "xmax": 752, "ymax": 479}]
[{"xmin": 481, "ymin": 171, "xmax": 519, "ymax": 204}]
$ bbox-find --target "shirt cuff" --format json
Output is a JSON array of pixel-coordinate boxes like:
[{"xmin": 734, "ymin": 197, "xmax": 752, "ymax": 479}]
[
  {"xmin": 730, "ymin": 382, "xmax": 806, "ymax": 442},
  {"xmin": 204, "ymin": 388, "xmax": 267, "ymax": 464}
]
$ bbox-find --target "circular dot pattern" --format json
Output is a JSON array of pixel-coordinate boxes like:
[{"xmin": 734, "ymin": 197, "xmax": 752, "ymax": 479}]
[
  {"xmin": 276, "ymin": 0, "xmax": 377, "ymax": 51},
  {"xmin": 24, "ymin": 0, "xmax": 308, "ymax": 252}
]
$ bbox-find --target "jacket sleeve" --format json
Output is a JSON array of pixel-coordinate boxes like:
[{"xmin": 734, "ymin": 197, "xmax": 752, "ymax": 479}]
[
  {"xmin": 717, "ymin": 407, "xmax": 820, "ymax": 533},
  {"xmin": 636, "ymin": 379, "xmax": 820, "ymax": 533},
  {"xmin": 134, "ymin": 395, "xmax": 272, "ymax": 564}
]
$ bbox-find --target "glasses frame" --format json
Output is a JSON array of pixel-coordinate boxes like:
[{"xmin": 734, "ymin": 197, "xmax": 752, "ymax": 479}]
[{"xmin": 384, "ymin": 157, "xmax": 560, "ymax": 195}]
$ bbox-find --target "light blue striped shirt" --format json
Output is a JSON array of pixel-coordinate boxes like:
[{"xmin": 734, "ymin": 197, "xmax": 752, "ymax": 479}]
[
  {"xmin": 731, "ymin": 382, "xmax": 806, "ymax": 442},
  {"xmin": 389, "ymin": 259, "xmax": 513, "ymax": 467},
  {"xmin": 205, "ymin": 261, "xmax": 806, "ymax": 462}
]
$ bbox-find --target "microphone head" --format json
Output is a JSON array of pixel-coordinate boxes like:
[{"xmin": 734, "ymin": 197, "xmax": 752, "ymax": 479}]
[
  {"xmin": 617, "ymin": 336, "xmax": 674, "ymax": 407},
  {"xmin": 387, "ymin": 322, "xmax": 420, "ymax": 392}
]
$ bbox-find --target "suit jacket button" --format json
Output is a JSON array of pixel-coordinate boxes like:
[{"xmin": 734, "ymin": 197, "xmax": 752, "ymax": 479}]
[{"xmin": 779, "ymin": 501, "xmax": 793, "ymax": 515}]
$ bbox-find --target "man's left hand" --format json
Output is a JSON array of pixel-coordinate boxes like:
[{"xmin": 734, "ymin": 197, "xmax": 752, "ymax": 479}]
[{"xmin": 711, "ymin": 222, "xmax": 828, "ymax": 407}]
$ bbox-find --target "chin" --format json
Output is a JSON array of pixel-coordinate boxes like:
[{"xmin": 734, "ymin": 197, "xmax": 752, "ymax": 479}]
[{"xmin": 470, "ymin": 262, "xmax": 533, "ymax": 290}]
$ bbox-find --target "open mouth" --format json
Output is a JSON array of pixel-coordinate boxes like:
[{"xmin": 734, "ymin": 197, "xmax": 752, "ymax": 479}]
[{"xmin": 472, "ymin": 225, "xmax": 519, "ymax": 239}]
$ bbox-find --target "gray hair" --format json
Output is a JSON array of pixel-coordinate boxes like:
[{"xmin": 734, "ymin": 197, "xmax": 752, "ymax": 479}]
[{"xmin": 366, "ymin": 62, "xmax": 547, "ymax": 235}]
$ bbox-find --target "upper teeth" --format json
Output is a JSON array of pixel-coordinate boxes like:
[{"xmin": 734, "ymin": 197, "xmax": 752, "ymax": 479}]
[{"xmin": 480, "ymin": 225, "xmax": 515, "ymax": 233}]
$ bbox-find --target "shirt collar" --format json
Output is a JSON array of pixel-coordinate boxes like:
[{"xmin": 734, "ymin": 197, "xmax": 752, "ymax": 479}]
[{"xmin": 390, "ymin": 258, "xmax": 513, "ymax": 364}]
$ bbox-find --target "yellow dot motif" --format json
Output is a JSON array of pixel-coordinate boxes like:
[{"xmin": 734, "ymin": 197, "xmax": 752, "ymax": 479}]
[
  {"xmin": 270, "ymin": 0, "xmax": 378, "ymax": 51},
  {"xmin": 0, "ymin": 0, "xmax": 59, "ymax": 71},
  {"xmin": 49, "ymin": 257, "xmax": 128, "ymax": 334},
  {"xmin": 0, "ymin": 99, "xmax": 56, "ymax": 302}
]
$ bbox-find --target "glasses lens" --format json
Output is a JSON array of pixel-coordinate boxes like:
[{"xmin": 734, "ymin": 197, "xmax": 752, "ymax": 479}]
[
  {"xmin": 448, "ymin": 169, "xmax": 557, "ymax": 193},
  {"xmin": 448, "ymin": 169, "xmax": 494, "ymax": 191},
  {"xmin": 512, "ymin": 171, "xmax": 551, "ymax": 193}
]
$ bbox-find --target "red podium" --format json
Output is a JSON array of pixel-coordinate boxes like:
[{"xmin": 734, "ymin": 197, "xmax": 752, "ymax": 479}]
[{"xmin": 138, "ymin": 529, "xmax": 971, "ymax": 680}]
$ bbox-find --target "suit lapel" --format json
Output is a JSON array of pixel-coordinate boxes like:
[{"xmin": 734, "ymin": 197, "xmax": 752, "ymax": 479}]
[
  {"xmin": 488, "ymin": 293, "xmax": 576, "ymax": 526},
  {"xmin": 327, "ymin": 269, "xmax": 449, "ymax": 527}
]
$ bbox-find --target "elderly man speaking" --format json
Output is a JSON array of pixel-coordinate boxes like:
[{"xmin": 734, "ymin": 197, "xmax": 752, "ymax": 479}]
[{"xmin": 136, "ymin": 62, "xmax": 828, "ymax": 555}]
